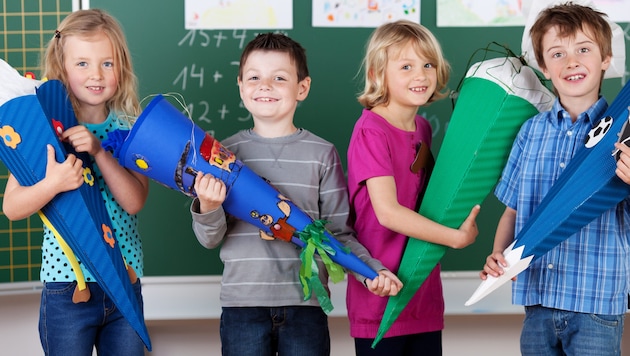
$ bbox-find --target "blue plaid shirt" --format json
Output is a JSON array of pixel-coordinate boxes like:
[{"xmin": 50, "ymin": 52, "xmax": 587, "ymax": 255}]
[{"xmin": 495, "ymin": 97, "xmax": 630, "ymax": 315}]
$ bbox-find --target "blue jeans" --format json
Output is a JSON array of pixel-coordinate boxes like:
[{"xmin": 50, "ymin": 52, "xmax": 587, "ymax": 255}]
[
  {"xmin": 521, "ymin": 305, "xmax": 624, "ymax": 356},
  {"xmin": 39, "ymin": 280, "xmax": 145, "ymax": 356},
  {"xmin": 220, "ymin": 306, "xmax": 330, "ymax": 356}
]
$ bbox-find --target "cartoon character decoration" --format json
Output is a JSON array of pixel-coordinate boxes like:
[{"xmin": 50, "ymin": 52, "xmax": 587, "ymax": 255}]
[
  {"xmin": 103, "ymin": 95, "xmax": 379, "ymax": 313},
  {"xmin": 254, "ymin": 195, "xmax": 296, "ymax": 242}
]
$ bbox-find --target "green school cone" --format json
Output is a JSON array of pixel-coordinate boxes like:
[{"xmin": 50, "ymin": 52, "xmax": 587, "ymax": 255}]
[{"xmin": 373, "ymin": 56, "xmax": 553, "ymax": 347}]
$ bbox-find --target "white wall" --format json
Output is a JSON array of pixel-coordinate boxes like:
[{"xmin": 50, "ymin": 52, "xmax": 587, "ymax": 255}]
[{"xmin": 1, "ymin": 274, "xmax": 627, "ymax": 355}]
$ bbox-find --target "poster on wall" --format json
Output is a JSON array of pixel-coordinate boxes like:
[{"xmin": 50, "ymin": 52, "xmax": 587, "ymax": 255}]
[
  {"xmin": 437, "ymin": 0, "xmax": 630, "ymax": 27},
  {"xmin": 185, "ymin": 0, "xmax": 293, "ymax": 29},
  {"xmin": 312, "ymin": 0, "xmax": 420, "ymax": 28}
]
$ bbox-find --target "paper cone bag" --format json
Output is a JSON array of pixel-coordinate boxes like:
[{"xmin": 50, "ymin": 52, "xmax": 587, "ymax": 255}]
[
  {"xmin": 373, "ymin": 57, "xmax": 554, "ymax": 346},
  {"xmin": 108, "ymin": 95, "xmax": 378, "ymax": 284},
  {"xmin": 0, "ymin": 80, "xmax": 151, "ymax": 350}
]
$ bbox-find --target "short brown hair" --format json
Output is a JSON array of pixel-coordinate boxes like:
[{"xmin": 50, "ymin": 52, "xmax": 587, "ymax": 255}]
[
  {"xmin": 238, "ymin": 33, "xmax": 309, "ymax": 82},
  {"xmin": 530, "ymin": 2, "xmax": 612, "ymax": 72}
]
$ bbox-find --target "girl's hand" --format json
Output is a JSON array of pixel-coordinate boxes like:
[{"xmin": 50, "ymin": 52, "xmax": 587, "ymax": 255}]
[
  {"xmin": 451, "ymin": 204, "xmax": 481, "ymax": 249},
  {"xmin": 61, "ymin": 125, "xmax": 103, "ymax": 157},
  {"xmin": 43, "ymin": 144, "xmax": 84, "ymax": 193},
  {"xmin": 194, "ymin": 172, "xmax": 227, "ymax": 214},
  {"xmin": 366, "ymin": 269, "xmax": 403, "ymax": 297}
]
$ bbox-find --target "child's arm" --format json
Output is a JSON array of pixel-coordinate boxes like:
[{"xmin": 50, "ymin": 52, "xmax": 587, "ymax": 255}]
[
  {"xmin": 366, "ymin": 176, "xmax": 480, "ymax": 249},
  {"xmin": 479, "ymin": 206, "xmax": 516, "ymax": 280},
  {"xmin": 2, "ymin": 144, "xmax": 84, "ymax": 220},
  {"xmin": 190, "ymin": 172, "xmax": 228, "ymax": 249},
  {"xmin": 61, "ymin": 126, "xmax": 149, "ymax": 214}
]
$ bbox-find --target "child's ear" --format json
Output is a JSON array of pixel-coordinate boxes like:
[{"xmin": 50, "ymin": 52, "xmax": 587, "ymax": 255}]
[
  {"xmin": 297, "ymin": 76, "xmax": 311, "ymax": 101},
  {"xmin": 601, "ymin": 54, "xmax": 612, "ymax": 71},
  {"xmin": 541, "ymin": 65, "xmax": 551, "ymax": 80}
]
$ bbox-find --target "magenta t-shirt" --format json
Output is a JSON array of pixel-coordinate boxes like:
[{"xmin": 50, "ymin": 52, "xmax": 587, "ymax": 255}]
[{"xmin": 346, "ymin": 108, "xmax": 444, "ymax": 339}]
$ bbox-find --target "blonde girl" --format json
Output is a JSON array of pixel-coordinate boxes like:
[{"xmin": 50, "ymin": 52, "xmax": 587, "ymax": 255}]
[
  {"xmin": 346, "ymin": 20, "xmax": 480, "ymax": 355},
  {"xmin": 2, "ymin": 9, "xmax": 149, "ymax": 356}
]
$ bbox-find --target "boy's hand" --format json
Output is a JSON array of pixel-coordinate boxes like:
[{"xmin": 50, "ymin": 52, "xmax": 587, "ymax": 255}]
[
  {"xmin": 451, "ymin": 204, "xmax": 481, "ymax": 249},
  {"xmin": 43, "ymin": 144, "xmax": 84, "ymax": 193},
  {"xmin": 194, "ymin": 172, "xmax": 227, "ymax": 213},
  {"xmin": 366, "ymin": 269, "xmax": 403, "ymax": 297},
  {"xmin": 614, "ymin": 142, "xmax": 630, "ymax": 184},
  {"xmin": 61, "ymin": 125, "xmax": 103, "ymax": 157},
  {"xmin": 479, "ymin": 251, "xmax": 515, "ymax": 281}
]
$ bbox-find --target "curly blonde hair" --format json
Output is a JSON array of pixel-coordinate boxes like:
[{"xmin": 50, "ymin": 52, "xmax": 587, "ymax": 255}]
[
  {"xmin": 358, "ymin": 20, "xmax": 450, "ymax": 109},
  {"xmin": 42, "ymin": 9, "xmax": 140, "ymax": 120}
]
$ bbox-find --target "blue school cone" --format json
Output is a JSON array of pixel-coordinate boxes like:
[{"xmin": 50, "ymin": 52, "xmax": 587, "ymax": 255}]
[
  {"xmin": 0, "ymin": 80, "xmax": 151, "ymax": 350},
  {"xmin": 466, "ymin": 80, "xmax": 630, "ymax": 306},
  {"xmin": 103, "ymin": 95, "xmax": 378, "ymax": 312}
]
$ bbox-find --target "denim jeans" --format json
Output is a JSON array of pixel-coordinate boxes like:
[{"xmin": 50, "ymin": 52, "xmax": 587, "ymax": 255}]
[
  {"xmin": 521, "ymin": 305, "xmax": 624, "ymax": 356},
  {"xmin": 220, "ymin": 306, "xmax": 330, "ymax": 356},
  {"xmin": 39, "ymin": 279, "xmax": 145, "ymax": 356}
]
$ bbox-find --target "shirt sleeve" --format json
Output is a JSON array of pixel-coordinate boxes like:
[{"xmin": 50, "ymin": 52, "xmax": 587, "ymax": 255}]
[
  {"xmin": 495, "ymin": 121, "xmax": 529, "ymax": 210},
  {"xmin": 190, "ymin": 198, "xmax": 228, "ymax": 249},
  {"xmin": 319, "ymin": 145, "xmax": 386, "ymax": 281}
]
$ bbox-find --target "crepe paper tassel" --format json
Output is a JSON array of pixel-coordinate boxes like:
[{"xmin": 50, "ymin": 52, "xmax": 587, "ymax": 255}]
[
  {"xmin": 0, "ymin": 80, "xmax": 151, "ymax": 350},
  {"xmin": 373, "ymin": 56, "xmax": 554, "ymax": 347},
  {"xmin": 102, "ymin": 95, "xmax": 379, "ymax": 311},
  {"xmin": 466, "ymin": 81, "xmax": 630, "ymax": 306},
  {"xmin": 297, "ymin": 220, "xmax": 347, "ymax": 313}
]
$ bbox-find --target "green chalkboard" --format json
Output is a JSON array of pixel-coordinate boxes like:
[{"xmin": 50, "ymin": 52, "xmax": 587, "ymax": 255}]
[
  {"xmin": 0, "ymin": 0, "xmax": 74, "ymax": 283},
  {"xmin": 89, "ymin": 0, "xmax": 630, "ymax": 276},
  {"xmin": 2, "ymin": 1, "xmax": 629, "ymax": 282}
]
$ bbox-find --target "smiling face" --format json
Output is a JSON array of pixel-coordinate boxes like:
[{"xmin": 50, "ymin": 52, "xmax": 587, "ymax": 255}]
[
  {"xmin": 237, "ymin": 50, "xmax": 310, "ymax": 126},
  {"xmin": 383, "ymin": 41, "xmax": 437, "ymax": 111},
  {"xmin": 63, "ymin": 31, "xmax": 118, "ymax": 123},
  {"xmin": 540, "ymin": 26, "xmax": 611, "ymax": 110}
]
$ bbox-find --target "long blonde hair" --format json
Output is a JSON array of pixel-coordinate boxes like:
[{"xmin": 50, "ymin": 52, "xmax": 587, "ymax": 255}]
[
  {"xmin": 42, "ymin": 9, "xmax": 140, "ymax": 119},
  {"xmin": 358, "ymin": 20, "xmax": 450, "ymax": 109}
]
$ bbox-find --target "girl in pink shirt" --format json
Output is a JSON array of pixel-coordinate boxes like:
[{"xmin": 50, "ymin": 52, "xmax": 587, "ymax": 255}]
[{"xmin": 346, "ymin": 20, "xmax": 480, "ymax": 356}]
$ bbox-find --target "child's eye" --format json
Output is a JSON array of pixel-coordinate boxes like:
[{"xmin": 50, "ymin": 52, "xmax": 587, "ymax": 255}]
[
  {"xmin": 78, "ymin": 61, "xmax": 88, "ymax": 67},
  {"xmin": 103, "ymin": 61, "xmax": 114, "ymax": 68},
  {"xmin": 578, "ymin": 47, "xmax": 590, "ymax": 54},
  {"xmin": 274, "ymin": 76, "xmax": 286, "ymax": 81},
  {"xmin": 248, "ymin": 76, "xmax": 259, "ymax": 81},
  {"xmin": 401, "ymin": 64, "xmax": 411, "ymax": 70},
  {"xmin": 552, "ymin": 52, "xmax": 564, "ymax": 59},
  {"xmin": 424, "ymin": 63, "xmax": 434, "ymax": 69}
]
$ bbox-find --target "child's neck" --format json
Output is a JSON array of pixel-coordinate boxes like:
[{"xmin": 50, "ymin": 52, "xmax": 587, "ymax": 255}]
[
  {"xmin": 251, "ymin": 120, "xmax": 298, "ymax": 138},
  {"xmin": 559, "ymin": 93, "xmax": 599, "ymax": 123},
  {"xmin": 77, "ymin": 105, "xmax": 109, "ymax": 124},
  {"xmin": 371, "ymin": 104, "xmax": 417, "ymax": 131}
]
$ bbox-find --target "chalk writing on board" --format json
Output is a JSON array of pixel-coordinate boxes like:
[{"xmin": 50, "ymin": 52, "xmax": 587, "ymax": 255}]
[
  {"xmin": 177, "ymin": 29, "xmax": 250, "ymax": 49},
  {"xmin": 173, "ymin": 64, "xmax": 205, "ymax": 90}
]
